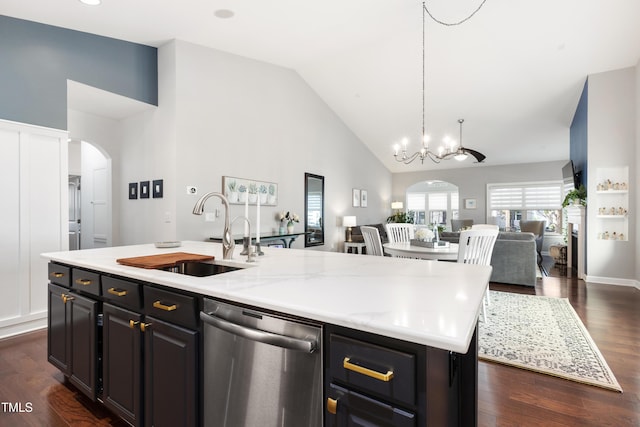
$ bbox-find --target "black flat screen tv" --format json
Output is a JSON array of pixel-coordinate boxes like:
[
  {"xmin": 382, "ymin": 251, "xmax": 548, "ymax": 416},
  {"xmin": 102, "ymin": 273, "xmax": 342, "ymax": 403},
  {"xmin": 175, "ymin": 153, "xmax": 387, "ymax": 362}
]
[{"xmin": 562, "ymin": 160, "xmax": 580, "ymax": 190}]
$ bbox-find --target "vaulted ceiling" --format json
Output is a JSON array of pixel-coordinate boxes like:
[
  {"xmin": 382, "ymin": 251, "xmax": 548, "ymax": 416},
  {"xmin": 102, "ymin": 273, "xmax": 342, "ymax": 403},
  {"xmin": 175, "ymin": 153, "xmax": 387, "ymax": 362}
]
[{"xmin": 4, "ymin": 0, "xmax": 639, "ymax": 172}]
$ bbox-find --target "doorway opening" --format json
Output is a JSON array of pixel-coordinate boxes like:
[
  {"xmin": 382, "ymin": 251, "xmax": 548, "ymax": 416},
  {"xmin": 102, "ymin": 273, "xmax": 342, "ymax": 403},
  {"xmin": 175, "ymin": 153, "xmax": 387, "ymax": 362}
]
[{"xmin": 68, "ymin": 140, "xmax": 112, "ymax": 249}]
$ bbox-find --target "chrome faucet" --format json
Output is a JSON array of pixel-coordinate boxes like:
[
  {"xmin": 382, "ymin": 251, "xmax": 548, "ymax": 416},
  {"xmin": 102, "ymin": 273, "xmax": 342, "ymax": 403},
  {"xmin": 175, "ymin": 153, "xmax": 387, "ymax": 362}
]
[{"xmin": 192, "ymin": 192, "xmax": 234, "ymax": 260}]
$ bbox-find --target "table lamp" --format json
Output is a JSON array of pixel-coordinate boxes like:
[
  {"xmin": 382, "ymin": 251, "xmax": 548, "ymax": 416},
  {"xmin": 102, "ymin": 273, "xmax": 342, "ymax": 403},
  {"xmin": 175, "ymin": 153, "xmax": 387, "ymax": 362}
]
[
  {"xmin": 391, "ymin": 201, "xmax": 403, "ymax": 211},
  {"xmin": 343, "ymin": 216, "xmax": 357, "ymax": 242}
]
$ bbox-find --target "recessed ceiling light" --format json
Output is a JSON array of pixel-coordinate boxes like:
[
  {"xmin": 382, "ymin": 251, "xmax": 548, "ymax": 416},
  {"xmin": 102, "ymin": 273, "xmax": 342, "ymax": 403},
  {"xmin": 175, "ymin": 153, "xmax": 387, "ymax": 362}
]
[
  {"xmin": 214, "ymin": 9, "xmax": 235, "ymax": 19},
  {"xmin": 80, "ymin": 0, "xmax": 101, "ymax": 5}
]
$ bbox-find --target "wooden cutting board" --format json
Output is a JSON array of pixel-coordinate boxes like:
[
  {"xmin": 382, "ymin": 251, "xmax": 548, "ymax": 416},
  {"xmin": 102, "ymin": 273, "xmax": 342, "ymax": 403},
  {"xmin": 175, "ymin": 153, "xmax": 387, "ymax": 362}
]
[{"xmin": 116, "ymin": 252, "xmax": 215, "ymax": 269}]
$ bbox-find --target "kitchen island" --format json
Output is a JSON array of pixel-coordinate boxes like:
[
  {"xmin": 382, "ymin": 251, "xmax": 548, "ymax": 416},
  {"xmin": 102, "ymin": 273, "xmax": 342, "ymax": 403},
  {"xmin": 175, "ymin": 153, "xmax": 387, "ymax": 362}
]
[{"xmin": 43, "ymin": 241, "xmax": 491, "ymax": 426}]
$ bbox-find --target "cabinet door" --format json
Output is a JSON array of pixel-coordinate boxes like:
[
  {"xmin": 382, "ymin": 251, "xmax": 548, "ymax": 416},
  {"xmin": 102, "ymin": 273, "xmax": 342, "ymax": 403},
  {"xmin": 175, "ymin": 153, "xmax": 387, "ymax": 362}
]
[
  {"xmin": 47, "ymin": 283, "xmax": 70, "ymax": 373},
  {"xmin": 143, "ymin": 316, "xmax": 198, "ymax": 427},
  {"xmin": 68, "ymin": 292, "xmax": 98, "ymax": 401},
  {"xmin": 103, "ymin": 303, "xmax": 143, "ymax": 427}
]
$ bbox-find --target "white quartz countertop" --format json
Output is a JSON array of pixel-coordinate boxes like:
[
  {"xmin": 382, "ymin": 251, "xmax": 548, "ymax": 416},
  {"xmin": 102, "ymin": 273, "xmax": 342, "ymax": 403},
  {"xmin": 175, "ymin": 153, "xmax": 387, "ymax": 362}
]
[{"xmin": 42, "ymin": 241, "xmax": 491, "ymax": 353}]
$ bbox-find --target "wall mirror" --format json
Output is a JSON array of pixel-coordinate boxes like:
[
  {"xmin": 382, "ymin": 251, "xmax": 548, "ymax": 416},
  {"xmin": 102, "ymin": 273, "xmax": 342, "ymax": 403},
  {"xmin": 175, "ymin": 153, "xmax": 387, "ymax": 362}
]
[{"xmin": 304, "ymin": 173, "xmax": 324, "ymax": 247}]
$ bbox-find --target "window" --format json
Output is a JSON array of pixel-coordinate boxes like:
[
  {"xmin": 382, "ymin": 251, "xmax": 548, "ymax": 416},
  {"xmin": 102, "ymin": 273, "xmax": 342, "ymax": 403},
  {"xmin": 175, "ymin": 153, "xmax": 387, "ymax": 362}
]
[
  {"xmin": 407, "ymin": 193, "xmax": 426, "ymax": 224},
  {"xmin": 487, "ymin": 181, "xmax": 563, "ymax": 232},
  {"xmin": 428, "ymin": 192, "xmax": 447, "ymax": 226}
]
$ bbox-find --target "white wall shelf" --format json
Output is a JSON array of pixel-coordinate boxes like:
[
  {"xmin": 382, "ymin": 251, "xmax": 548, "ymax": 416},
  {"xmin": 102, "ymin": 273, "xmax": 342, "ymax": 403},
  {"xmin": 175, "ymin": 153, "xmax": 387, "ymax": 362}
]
[{"xmin": 594, "ymin": 167, "xmax": 629, "ymax": 243}]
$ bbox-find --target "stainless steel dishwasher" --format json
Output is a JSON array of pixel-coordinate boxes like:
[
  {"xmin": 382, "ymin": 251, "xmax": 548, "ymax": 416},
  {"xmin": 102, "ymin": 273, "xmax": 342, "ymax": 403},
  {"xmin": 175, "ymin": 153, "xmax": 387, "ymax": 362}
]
[{"xmin": 200, "ymin": 298, "xmax": 322, "ymax": 427}]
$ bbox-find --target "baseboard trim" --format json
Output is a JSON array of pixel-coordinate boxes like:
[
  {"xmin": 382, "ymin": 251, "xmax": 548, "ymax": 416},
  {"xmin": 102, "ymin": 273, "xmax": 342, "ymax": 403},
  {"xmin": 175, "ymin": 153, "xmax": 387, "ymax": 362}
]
[
  {"xmin": 0, "ymin": 314, "xmax": 47, "ymax": 340},
  {"xmin": 585, "ymin": 275, "xmax": 639, "ymax": 289}
]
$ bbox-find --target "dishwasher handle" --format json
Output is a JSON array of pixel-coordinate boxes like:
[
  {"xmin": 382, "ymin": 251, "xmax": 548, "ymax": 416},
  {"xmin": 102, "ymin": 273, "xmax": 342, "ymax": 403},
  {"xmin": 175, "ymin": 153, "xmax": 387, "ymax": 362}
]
[{"xmin": 200, "ymin": 311, "xmax": 317, "ymax": 353}]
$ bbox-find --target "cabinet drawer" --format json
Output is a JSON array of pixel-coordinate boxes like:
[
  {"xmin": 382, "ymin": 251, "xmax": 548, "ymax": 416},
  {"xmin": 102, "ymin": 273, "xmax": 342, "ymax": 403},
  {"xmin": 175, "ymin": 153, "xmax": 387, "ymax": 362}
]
[
  {"xmin": 144, "ymin": 286, "xmax": 198, "ymax": 330},
  {"xmin": 102, "ymin": 276, "xmax": 142, "ymax": 310},
  {"xmin": 326, "ymin": 383, "xmax": 415, "ymax": 427},
  {"xmin": 48, "ymin": 263, "xmax": 71, "ymax": 288},
  {"xmin": 329, "ymin": 334, "xmax": 416, "ymax": 407},
  {"xmin": 71, "ymin": 268, "xmax": 101, "ymax": 296}
]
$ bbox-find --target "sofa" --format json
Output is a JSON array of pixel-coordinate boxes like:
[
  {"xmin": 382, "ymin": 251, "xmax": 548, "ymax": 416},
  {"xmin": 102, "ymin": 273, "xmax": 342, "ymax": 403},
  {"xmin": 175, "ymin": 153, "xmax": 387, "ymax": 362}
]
[
  {"xmin": 349, "ymin": 224, "xmax": 388, "ymax": 246},
  {"xmin": 440, "ymin": 231, "xmax": 538, "ymax": 286}
]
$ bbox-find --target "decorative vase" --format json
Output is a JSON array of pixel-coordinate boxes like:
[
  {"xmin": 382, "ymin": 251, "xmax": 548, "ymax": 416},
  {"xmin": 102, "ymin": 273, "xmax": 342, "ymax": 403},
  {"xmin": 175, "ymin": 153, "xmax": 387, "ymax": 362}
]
[
  {"xmin": 228, "ymin": 191, "xmax": 239, "ymax": 203},
  {"xmin": 287, "ymin": 225, "xmax": 295, "ymax": 234},
  {"xmin": 279, "ymin": 226, "xmax": 286, "ymax": 235},
  {"xmin": 248, "ymin": 193, "xmax": 258, "ymax": 204}
]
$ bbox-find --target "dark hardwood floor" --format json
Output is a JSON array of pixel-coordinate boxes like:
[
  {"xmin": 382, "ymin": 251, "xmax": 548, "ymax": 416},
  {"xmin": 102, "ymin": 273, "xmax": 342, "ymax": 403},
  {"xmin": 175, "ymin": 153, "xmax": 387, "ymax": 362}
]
[
  {"xmin": 0, "ymin": 259, "xmax": 638, "ymax": 426},
  {"xmin": 481, "ymin": 260, "xmax": 640, "ymax": 427}
]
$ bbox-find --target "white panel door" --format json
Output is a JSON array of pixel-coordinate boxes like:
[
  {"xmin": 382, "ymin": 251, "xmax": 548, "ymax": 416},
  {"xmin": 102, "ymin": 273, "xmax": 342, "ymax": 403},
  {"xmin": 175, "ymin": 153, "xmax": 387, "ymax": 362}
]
[
  {"xmin": 0, "ymin": 119, "xmax": 67, "ymax": 338},
  {"xmin": 81, "ymin": 142, "xmax": 111, "ymax": 249},
  {"xmin": 26, "ymin": 132, "xmax": 66, "ymax": 314}
]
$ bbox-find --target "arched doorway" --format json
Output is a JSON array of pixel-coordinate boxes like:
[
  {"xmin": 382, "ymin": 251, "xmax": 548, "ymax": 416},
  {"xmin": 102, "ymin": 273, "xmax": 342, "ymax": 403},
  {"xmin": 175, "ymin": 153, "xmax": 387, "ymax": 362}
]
[
  {"xmin": 68, "ymin": 139, "xmax": 113, "ymax": 249},
  {"xmin": 405, "ymin": 180, "xmax": 460, "ymax": 230}
]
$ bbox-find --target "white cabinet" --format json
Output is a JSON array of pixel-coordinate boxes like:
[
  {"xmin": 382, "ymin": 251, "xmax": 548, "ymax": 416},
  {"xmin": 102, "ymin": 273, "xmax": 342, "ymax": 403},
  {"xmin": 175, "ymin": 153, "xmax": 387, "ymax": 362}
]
[
  {"xmin": 594, "ymin": 167, "xmax": 629, "ymax": 241},
  {"xmin": 0, "ymin": 119, "xmax": 68, "ymax": 338}
]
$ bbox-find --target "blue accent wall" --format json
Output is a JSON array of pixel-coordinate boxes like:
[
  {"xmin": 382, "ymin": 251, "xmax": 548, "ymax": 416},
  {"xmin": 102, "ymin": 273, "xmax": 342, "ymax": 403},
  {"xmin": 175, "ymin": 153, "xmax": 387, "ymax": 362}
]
[
  {"xmin": 0, "ymin": 15, "xmax": 157, "ymax": 130},
  {"xmin": 570, "ymin": 78, "xmax": 588, "ymax": 187}
]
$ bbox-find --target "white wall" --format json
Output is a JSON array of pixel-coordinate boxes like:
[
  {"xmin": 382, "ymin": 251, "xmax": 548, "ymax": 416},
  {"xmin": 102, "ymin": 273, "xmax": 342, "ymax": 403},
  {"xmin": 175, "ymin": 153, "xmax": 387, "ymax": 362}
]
[
  {"xmin": 587, "ymin": 66, "xmax": 636, "ymax": 284},
  {"xmin": 636, "ymin": 59, "xmax": 640, "ymax": 287},
  {"xmin": 392, "ymin": 160, "xmax": 567, "ymax": 225},
  {"xmin": 117, "ymin": 40, "xmax": 391, "ymax": 251}
]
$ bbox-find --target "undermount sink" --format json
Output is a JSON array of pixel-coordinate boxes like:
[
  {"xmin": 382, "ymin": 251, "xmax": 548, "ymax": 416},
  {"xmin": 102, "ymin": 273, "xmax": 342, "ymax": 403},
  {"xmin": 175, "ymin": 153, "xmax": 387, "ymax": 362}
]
[{"xmin": 161, "ymin": 261, "xmax": 243, "ymax": 277}]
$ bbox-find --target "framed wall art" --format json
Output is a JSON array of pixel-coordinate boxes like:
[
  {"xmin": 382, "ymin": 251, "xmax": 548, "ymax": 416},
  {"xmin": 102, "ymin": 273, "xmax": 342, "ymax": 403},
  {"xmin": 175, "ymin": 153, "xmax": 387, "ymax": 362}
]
[
  {"xmin": 360, "ymin": 190, "xmax": 368, "ymax": 208},
  {"xmin": 152, "ymin": 179, "xmax": 163, "ymax": 198},
  {"xmin": 352, "ymin": 189, "xmax": 361, "ymax": 207},
  {"xmin": 222, "ymin": 176, "xmax": 278, "ymax": 205},
  {"xmin": 465, "ymin": 198, "xmax": 477, "ymax": 209},
  {"xmin": 140, "ymin": 181, "xmax": 150, "ymax": 199},
  {"xmin": 128, "ymin": 182, "xmax": 138, "ymax": 200}
]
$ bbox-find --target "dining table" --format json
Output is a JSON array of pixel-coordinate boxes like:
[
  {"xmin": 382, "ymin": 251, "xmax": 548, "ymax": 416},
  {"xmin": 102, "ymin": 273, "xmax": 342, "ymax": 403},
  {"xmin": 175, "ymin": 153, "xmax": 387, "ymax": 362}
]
[{"xmin": 383, "ymin": 241, "xmax": 459, "ymax": 261}]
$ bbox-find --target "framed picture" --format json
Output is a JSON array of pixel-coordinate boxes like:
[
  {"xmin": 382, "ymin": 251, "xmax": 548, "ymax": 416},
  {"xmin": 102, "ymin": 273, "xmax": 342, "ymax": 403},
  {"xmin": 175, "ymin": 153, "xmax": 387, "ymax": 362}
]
[
  {"xmin": 352, "ymin": 189, "xmax": 361, "ymax": 207},
  {"xmin": 152, "ymin": 179, "xmax": 163, "ymax": 198},
  {"xmin": 222, "ymin": 176, "xmax": 278, "ymax": 206},
  {"xmin": 360, "ymin": 190, "xmax": 368, "ymax": 208},
  {"xmin": 465, "ymin": 198, "xmax": 477, "ymax": 209},
  {"xmin": 140, "ymin": 181, "xmax": 150, "ymax": 199},
  {"xmin": 128, "ymin": 182, "xmax": 138, "ymax": 200}
]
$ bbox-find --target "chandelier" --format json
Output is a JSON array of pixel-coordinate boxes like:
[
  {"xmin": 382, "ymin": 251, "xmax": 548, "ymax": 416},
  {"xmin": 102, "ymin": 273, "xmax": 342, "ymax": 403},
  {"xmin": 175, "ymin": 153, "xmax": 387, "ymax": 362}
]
[{"xmin": 392, "ymin": 1, "xmax": 487, "ymax": 165}]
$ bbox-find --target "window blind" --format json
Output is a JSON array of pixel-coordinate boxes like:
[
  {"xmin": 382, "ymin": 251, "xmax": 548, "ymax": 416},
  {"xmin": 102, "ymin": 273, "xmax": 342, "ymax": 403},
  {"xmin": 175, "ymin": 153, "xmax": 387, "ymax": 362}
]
[
  {"xmin": 428, "ymin": 192, "xmax": 448, "ymax": 210},
  {"xmin": 487, "ymin": 182, "xmax": 562, "ymax": 210},
  {"xmin": 407, "ymin": 193, "xmax": 426, "ymax": 211}
]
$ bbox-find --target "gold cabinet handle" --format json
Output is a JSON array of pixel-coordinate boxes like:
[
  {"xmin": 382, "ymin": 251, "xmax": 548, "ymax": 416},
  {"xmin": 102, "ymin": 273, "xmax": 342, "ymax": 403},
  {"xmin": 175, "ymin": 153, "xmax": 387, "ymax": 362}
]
[
  {"xmin": 343, "ymin": 357, "xmax": 394, "ymax": 382},
  {"xmin": 153, "ymin": 300, "xmax": 177, "ymax": 312},
  {"xmin": 140, "ymin": 322, "xmax": 152, "ymax": 332},
  {"xmin": 129, "ymin": 320, "xmax": 140, "ymax": 329},
  {"xmin": 108, "ymin": 287, "xmax": 127, "ymax": 297},
  {"xmin": 327, "ymin": 397, "xmax": 338, "ymax": 415},
  {"xmin": 61, "ymin": 294, "xmax": 75, "ymax": 304},
  {"xmin": 75, "ymin": 278, "xmax": 92, "ymax": 286},
  {"xmin": 51, "ymin": 272, "xmax": 64, "ymax": 278}
]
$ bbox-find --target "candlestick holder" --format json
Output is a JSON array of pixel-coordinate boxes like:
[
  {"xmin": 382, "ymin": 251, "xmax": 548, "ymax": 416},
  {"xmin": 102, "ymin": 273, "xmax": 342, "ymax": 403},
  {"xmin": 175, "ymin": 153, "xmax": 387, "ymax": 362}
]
[
  {"xmin": 255, "ymin": 242, "xmax": 264, "ymax": 256},
  {"xmin": 240, "ymin": 236, "xmax": 250, "ymax": 255}
]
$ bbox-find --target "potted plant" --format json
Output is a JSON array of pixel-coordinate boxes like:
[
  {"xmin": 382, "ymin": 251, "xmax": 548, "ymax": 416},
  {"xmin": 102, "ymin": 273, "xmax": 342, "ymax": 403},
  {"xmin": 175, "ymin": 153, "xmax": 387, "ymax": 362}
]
[
  {"xmin": 562, "ymin": 185, "xmax": 587, "ymax": 207},
  {"xmin": 227, "ymin": 180, "xmax": 238, "ymax": 203},
  {"xmin": 386, "ymin": 210, "xmax": 415, "ymax": 224}
]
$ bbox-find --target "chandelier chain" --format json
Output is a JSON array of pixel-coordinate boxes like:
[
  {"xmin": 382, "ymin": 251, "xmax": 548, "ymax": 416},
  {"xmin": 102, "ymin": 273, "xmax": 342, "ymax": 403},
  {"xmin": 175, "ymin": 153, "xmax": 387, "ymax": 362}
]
[
  {"xmin": 423, "ymin": 0, "xmax": 488, "ymax": 27},
  {"xmin": 392, "ymin": 1, "xmax": 487, "ymax": 165}
]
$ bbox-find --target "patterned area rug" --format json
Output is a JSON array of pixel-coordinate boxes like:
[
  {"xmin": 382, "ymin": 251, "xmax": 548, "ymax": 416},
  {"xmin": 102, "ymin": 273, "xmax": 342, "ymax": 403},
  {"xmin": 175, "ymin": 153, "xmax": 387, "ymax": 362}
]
[{"xmin": 478, "ymin": 291, "xmax": 622, "ymax": 392}]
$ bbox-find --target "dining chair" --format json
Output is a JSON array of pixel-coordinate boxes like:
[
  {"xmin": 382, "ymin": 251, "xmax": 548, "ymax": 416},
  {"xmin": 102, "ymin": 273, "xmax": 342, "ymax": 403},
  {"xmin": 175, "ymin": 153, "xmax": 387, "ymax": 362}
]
[
  {"xmin": 360, "ymin": 226, "xmax": 384, "ymax": 256},
  {"xmin": 385, "ymin": 223, "xmax": 414, "ymax": 243},
  {"xmin": 457, "ymin": 228, "xmax": 499, "ymax": 322}
]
